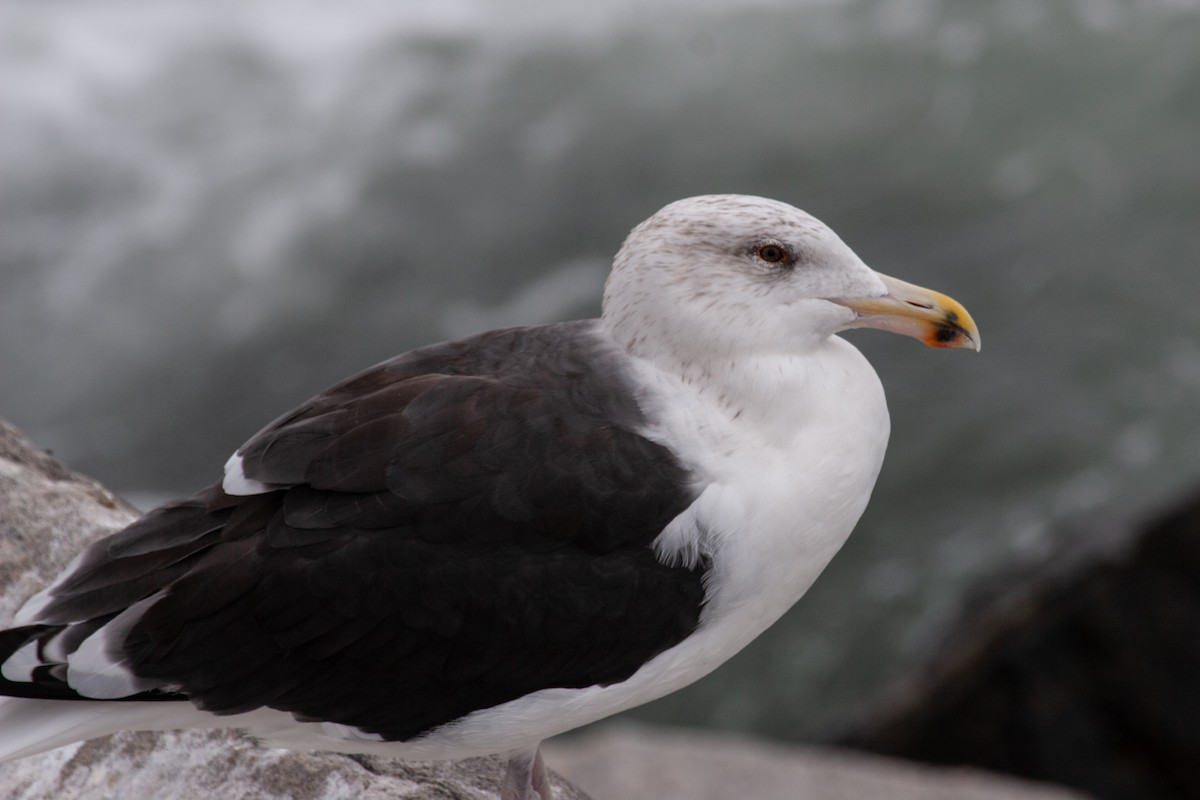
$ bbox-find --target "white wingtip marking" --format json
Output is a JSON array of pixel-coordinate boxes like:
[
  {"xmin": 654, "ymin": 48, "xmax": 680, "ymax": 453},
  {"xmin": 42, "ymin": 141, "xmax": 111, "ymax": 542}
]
[
  {"xmin": 11, "ymin": 589, "xmax": 55, "ymax": 627},
  {"xmin": 0, "ymin": 640, "xmax": 41, "ymax": 683},
  {"xmin": 67, "ymin": 595, "xmax": 164, "ymax": 699},
  {"xmin": 222, "ymin": 451, "xmax": 273, "ymax": 496},
  {"xmin": 41, "ymin": 629, "xmax": 72, "ymax": 664}
]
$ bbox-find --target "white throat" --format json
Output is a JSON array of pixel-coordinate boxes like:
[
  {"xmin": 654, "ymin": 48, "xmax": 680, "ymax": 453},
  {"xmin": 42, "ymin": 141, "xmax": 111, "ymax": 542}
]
[{"xmin": 600, "ymin": 311, "xmax": 848, "ymax": 435}]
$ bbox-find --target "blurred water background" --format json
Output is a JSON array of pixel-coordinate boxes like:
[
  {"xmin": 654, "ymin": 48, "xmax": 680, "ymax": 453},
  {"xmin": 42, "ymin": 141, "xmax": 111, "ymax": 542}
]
[{"xmin": 2, "ymin": 0, "xmax": 1199, "ymax": 742}]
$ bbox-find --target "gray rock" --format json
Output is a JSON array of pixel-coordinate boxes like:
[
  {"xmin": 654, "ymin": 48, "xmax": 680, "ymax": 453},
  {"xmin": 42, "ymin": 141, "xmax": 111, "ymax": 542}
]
[
  {"xmin": 0, "ymin": 420, "xmax": 590, "ymax": 800},
  {"xmin": 0, "ymin": 421, "xmax": 138, "ymax": 625},
  {"xmin": 544, "ymin": 723, "xmax": 1091, "ymax": 800}
]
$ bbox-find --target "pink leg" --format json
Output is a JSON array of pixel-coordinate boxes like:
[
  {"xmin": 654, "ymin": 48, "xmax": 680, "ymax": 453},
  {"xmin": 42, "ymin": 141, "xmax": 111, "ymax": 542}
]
[{"xmin": 500, "ymin": 746, "xmax": 551, "ymax": 800}]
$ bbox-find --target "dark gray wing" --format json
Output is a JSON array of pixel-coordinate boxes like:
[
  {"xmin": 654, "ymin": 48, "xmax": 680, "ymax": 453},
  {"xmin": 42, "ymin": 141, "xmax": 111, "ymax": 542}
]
[{"xmin": 2, "ymin": 321, "xmax": 708, "ymax": 741}]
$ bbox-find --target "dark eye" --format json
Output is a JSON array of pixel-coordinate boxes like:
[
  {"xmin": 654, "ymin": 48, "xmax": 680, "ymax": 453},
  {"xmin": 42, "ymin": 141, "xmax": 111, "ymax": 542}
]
[{"xmin": 755, "ymin": 243, "xmax": 790, "ymax": 265}]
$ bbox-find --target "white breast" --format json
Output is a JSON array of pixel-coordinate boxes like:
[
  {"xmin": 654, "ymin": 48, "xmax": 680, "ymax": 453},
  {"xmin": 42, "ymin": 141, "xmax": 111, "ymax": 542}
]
[{"xmin": 641, "ymin": 333, "xmax": 890, "ymax": 653}]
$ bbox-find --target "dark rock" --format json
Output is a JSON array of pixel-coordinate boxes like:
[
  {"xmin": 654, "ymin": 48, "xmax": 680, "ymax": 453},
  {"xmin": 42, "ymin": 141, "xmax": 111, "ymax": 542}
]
[{"xmin": 845, "ymin": 491, "xmax": 1200, "ymax": 800}]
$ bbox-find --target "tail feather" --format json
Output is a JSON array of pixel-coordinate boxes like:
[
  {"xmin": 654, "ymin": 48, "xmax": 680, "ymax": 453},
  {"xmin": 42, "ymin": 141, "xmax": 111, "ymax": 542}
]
[
  {"xmin": 0, "ymin": 697, "xmax": 135, "ymax": 762},
  {"xmin": 0, "ymin": 625, "xmax": 247, "ymax": 764},
  {"xmin": 0, "ymin": 625, "xmax": 204, "ymax": 764},
  {"xmin": 0, "ymin": 697, "xmax": 228, "ymax": 763}
]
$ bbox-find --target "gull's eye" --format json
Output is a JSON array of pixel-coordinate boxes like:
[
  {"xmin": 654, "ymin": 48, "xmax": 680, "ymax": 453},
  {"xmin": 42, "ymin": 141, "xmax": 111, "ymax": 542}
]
[{"xmin": 754, "ymin": 243, "xmax": 790, "ymax": 265}]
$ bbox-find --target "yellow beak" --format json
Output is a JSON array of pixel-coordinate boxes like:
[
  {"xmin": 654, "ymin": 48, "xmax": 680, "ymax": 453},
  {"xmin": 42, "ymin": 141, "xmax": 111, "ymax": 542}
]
[{"xmin": 831, "ymin": 273, "xmax": 981, "ymax": 351}]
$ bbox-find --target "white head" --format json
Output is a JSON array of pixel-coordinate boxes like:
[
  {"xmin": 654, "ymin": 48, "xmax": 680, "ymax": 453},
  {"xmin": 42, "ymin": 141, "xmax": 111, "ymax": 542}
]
[{"xmin": 602, "ymin": 194, "xmax": 978, "ymax": 375}]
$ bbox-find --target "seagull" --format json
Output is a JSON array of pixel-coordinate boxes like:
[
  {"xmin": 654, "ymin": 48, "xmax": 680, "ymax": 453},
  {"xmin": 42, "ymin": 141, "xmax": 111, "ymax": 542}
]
[{"xmin": 0, "ymin": 195, "xmax": 978, "ymax": 800}]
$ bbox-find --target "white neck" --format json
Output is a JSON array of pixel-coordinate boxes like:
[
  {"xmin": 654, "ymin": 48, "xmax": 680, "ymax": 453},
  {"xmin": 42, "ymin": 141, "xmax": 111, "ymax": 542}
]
[{"xmin": 601, "ymin": 314, "xmax": 842, "ymax": 436}]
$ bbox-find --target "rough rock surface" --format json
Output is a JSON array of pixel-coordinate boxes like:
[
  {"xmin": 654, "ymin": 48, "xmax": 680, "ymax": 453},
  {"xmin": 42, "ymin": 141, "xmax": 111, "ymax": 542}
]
[
  {"xmin": 544, "ymin": 723, "xmax": 1091, "ymax": 800},
  {"xmin": 0, "ymin": 420, "xmax": 590, "ymax": 800},
  {"xmin": 846, "ymin": 492, "xmax": 1200, "ymax": 800}
]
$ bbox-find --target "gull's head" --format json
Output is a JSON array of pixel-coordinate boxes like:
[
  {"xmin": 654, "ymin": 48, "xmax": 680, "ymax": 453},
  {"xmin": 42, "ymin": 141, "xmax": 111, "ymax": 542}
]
[{"xmin": 602, "ymin": 194, "xmax": 979, "ymax": 367}]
